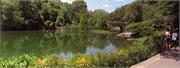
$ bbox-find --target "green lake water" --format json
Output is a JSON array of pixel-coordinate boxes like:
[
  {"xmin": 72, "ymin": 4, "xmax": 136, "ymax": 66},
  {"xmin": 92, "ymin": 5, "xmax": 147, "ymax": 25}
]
[{"xmin": 0, "ymin": 30, "xmax": 132, "ymax": 58}]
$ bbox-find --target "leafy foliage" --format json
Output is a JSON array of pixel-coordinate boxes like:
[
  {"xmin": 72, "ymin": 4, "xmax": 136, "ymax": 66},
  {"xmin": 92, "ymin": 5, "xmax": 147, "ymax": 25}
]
[
  {"xmin": 1, "ymin": 0, "xmax": 109, "ymax": 30},
  {"xmin": 125, "ymin": 20, "xmax": 154, "ymax": 37},
  {"xmin": 109, "ymin": 0, "xmax": 179, "ymax": 32}
]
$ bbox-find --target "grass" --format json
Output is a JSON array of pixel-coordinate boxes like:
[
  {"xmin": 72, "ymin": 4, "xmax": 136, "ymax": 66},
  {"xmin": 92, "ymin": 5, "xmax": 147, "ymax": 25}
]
[
  {"xmin": 56, "ymin": 25, "xmax": 110, "ymax": 34},
  {"xmin": 90, "ymin": 30, "xmax": 110, "ymax": 34}
]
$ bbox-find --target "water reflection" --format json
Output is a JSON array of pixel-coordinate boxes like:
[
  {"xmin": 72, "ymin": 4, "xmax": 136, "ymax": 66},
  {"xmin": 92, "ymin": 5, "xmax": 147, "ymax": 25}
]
[
  {"xmin": 59, "ymin": 51, "xmax": 74, "ymax": 59},
  {"xmin": 86, "ymin": 41, "xmax": 117, "ymax": 56},
  {"xmin": 0, "ymin": 31, "xmax": 131, "ymax": 58},
  {"xmin": 59, "ymin": 43, "xmax": 117, "ymax": 59}
]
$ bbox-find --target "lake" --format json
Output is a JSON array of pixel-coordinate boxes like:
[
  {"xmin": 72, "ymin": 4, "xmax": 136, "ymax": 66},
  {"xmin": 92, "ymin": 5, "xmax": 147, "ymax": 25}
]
[{"xmin": 0, "ymin": 30, "xmax": 132, "ymax": 58}]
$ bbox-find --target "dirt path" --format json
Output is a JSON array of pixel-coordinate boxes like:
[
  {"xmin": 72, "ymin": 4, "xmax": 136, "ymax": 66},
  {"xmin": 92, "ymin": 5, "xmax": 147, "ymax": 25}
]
[{"xmin": 131, "ymin": 47, "xmax": 180, "ymax": 68}]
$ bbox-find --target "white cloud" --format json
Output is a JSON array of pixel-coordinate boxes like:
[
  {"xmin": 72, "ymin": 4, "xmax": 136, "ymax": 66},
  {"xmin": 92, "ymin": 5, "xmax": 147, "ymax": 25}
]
[
  {"xmin": 116, "ymin": 0, "xmax": 124, "ymax": 2},
  {"xmin": 106, "ymin": 0, "xmax": 124, "ymax": 2},
  {"xmin": 61, "ymin": 0, "xmax": 75, "ymax": 3},
  {"xmin": 102, "ymin": 4, "xmax": 111, "ymax": 8},
  {"xmin": 90, "ymin": 8, "xmax": 95, "ymax": 11}
]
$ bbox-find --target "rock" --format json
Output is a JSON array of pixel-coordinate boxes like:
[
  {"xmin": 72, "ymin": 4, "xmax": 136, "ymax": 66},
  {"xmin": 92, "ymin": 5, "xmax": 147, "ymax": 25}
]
[
  {"xmin": 116, "ymin": 32, "xmax": 133, "ymax": 38},
  {"xmin": 127, "ymin": 38, "xmax": 135, "ymax": 41}
]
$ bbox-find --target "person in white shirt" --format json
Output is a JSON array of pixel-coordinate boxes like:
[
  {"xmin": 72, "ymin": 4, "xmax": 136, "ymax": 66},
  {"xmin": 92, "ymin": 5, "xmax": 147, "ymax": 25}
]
[{"xmin": 171, "ymin": 29, "xmax": 178, "ymax": 50}]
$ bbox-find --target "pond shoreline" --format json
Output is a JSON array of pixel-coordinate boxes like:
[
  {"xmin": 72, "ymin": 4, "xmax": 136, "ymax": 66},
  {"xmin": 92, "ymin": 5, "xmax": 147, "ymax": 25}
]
[{"xmin": 0, "ymin": 36, "xmax": 162, "ymax": 67}]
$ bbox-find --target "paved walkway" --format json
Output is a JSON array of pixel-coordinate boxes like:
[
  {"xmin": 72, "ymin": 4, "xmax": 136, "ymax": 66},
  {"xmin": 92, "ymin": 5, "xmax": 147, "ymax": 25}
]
[{"xmin": 131, "ymin": 47, "xmax": 180, "ymax": 68}]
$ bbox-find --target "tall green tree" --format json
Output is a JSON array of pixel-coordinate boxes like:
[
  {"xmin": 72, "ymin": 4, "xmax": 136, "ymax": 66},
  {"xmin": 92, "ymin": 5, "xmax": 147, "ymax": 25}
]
[
  {"xmin": 109, "ymin": 1, "xmax": 143, "ymax": 32},
  {"xmin": 40, "ymin": 0, "xmax": 60, "ymax": 30},
  {"xmin": 71, "ymin": 0, "xmax": 88, "ymax": 24},
  {"xmin": 1, "ymin": 0, "xmax": 24, "ymax": 30},
  {"xmin": 93, "ymin": 9, "xmax": 109, "ymax": 29}
]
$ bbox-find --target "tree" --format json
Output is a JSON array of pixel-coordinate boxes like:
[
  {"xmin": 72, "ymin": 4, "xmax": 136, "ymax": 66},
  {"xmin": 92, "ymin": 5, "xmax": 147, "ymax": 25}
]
[
  {"xmin": 18, "ymin": 0, "xmax": 43, "ymax": 29},
  {"xmin": 93, "ymin": 9, "xmax": 109, "ymax": 29},
  {"xmin": 1, "ymin": 0, "xmax": 24, "ymax": 30},
  {"xmin": 159, "ymin": 1, "xmax": 179, "ymax": 29},
  {"xmin": 56, "ymin": 3, "xmax": 72, "ymax": 26},
  {"xmin": 142, "ymin": 1, "xmax": 179, "ymax": 30},
  {"xmin": 108, "ymin": 1, "xmax": 143, "ymax": 32},
  {"xmin": 71, "ymin": 0, "xmax": 88, "ymax": 24},
  {"xmin": 40, "ymin": 0, "xmax": 60, "ymax": 30}
]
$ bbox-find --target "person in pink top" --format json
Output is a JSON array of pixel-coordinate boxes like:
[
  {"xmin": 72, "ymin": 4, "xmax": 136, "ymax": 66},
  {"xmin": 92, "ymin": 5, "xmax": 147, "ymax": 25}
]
[{"xmin": 164, "ymin": 27, "xmax": 172, "ymax": 52}]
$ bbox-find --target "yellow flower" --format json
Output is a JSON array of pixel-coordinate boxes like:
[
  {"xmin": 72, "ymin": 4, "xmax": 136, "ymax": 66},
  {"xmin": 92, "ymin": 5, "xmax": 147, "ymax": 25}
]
[
  {"xmin": 74, "ymin": 56, "xmax": 91, "ymax": 67},
  {"xmin": 36, "ymin": 59, "xmax": 47, "ymax": 65},
  {"xmin": 60, "ymin": 60, "xmax": 70, "ymax": 65},
  {"xmin": 117, "ymin": 49, "xmax": 129, "ymax": 57}
]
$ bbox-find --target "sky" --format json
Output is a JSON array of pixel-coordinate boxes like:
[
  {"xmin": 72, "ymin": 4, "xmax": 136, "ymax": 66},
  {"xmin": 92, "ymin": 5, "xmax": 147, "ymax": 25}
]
[{"xmin": 61, "ymin": 0, "xmax": 135, "ymax": 12}]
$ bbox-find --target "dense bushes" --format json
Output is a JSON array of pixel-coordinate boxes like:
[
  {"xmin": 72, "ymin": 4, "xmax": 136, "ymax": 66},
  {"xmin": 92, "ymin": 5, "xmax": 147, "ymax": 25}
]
[
  {"xmin": 148, "ymin": 31, "xmax": 164, "ymax": 53},
  {"xmin": 0, "ymin": 54, "xmax": 38, "ymax": 67},
  {"xmin": 125, "ymin": 20, "xmax": 154, "ymax": 37}
]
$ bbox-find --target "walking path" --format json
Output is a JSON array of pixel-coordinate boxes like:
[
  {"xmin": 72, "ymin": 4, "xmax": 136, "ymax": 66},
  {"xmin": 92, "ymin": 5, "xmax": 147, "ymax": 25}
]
[{"xmin": 131, "ymin": 47, "xmax": 180, "ymax": 68}]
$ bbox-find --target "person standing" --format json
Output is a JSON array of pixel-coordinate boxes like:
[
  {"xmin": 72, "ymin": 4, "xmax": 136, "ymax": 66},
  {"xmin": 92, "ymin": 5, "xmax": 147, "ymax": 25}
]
[
  {"xmin": 171, "ymin": 28, "xmax": 178, "ymax": 50},
  {"xmin": 164, "ymin": 27, "xmax": 172, "ymax": 52}
]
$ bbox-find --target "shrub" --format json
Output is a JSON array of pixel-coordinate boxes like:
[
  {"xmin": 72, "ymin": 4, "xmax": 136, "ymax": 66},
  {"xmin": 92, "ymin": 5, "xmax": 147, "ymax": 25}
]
[
  {"xmin": 125, "ymin": 20, "xmax": 154, "ymax": 37},
  {"xmin": 0, "ymin": 54, "xmax": 38, "ymax": 67},
  {"xmin": 147, "ymin": 31, "xmax": 164, "ymax": 53}
]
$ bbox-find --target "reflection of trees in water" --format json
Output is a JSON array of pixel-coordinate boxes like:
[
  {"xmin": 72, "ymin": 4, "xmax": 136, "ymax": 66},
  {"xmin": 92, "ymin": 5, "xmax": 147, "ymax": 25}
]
[
  {"xmin": 86, "ymin": 41, "xmax": 117, "ymax": 56},
  {"xmin": 107, "ymin": 35, "xmax": 133, "ymax": 48},
  {"xmin": 0, "ymin": 31, "xmax": 131, "ymax": 57},
  {"xmin": 59, "ymin": 43, "xmax": 117, "ymax": 59},
  {"xmin": 0, "ymin": 31, "xmax": 45, "ymax": 57},
  {"xmin": 59, "ymin": 51, "xmax": 74, "ymax": 59}
]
